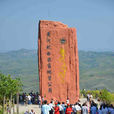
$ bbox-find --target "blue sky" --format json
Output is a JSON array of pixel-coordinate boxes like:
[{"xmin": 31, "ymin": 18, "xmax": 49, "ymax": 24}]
[{"xmin": 0, "ymin": 0, "xmax": 114, "ymax": 52}]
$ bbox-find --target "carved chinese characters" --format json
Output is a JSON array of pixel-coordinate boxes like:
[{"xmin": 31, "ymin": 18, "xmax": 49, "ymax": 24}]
[{"xmin": 46, "ymin": 32, "xmax": 52, "ymax": 93}]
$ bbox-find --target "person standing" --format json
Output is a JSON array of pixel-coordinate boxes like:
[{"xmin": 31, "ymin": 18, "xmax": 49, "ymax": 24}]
[
  {"xmin": 28, "ymin": 94, "xmax": 32, "ymax": 105},
  {"xmin": 108, "ymin": 104, "xmax": 114, "ymax": 114},
  {"xmin": 74, "ymin": 103, "xmax": 81, "ymax": 114},
  {"xmin": 87, "ymin": 94, "xmax": 90, "ymax": 101},
  {"xmin": 42, "ymin": 96, "xmax": 44, "ymax": 104},
  {"xmin": 49, "ymin": 101, "xmax": 54, "ymax": 114},
  {"xmin": 38, "ymin": 95, "xmax": 41, "ymax": 107},
  {"xmin": 102, "ymin": 105, "xmax": 108, "ymax": 114},
  {"xmin": 61, "ymin": 102, "xmax": 66, "ymax": 114},
  {"xmin": 66, "ymin": 98, "xmax": 69, "ymax": 104},
  {"xmin": 29, "ymin": 109, "xmax": 35, "ymax": 114},
  {"xmin": 90, "ymin": 103, "xmax": 97, "ymax": 114},
  {"xmin": 54, "ymin": 102, "xmax": 60, "ymax": 114},
  {"xmin": 82, "ymin": 103, "xmax": 88, "ymax": 114},
  {"xmin": 58, "ymin": 102, "xmax": 64, "ymax": 114},
  {"xmin": 24, "ymin": 110, "xmax": 29, "ymax": 114},
  {"xmin": 41, "ymin": 100, "xmax": 51, "ymax": 114},
  {"xmin": 65, "ymin": 104, "xmax": 73, "ymax": 114},
  {"xmin": 97, "ymin": 107, "xmax": 102, "ymax": 114}
]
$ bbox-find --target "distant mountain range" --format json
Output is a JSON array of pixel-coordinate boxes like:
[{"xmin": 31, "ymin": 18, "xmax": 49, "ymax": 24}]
[{"xmin": 0, "ymin": 49, "xmax": 114, "ymax": 92}]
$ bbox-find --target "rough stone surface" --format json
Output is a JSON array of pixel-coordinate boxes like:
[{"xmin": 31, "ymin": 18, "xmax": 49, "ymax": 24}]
[{"xmin": 38, "ymin": 20, "xmax": 79, "ymax": 104}]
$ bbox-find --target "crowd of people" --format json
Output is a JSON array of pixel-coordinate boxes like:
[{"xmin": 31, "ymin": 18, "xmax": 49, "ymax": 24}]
[
  {"xmin": 24, "ymin": 109, "xmax": 36, "ymax": 114},
  {"xmin": 19, "ymin": 92, "xmax": 42, "ymax": 105},
  {"xmin": 41, "ymin": 98, "xmax": 114, "ymax": 114},
  {"xmin": 19, "ymin": 92, "xmax": 114, "ymax": 114}
]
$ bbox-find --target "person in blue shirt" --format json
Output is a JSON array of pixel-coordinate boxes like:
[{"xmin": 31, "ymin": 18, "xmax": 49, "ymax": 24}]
[
  {"xmin": 90, "ymin": 103, "xmax": 97, "ymax": 114},
  {"xmin": 41, "ymin": 100, "xmax": 51, "ymax": 114}
]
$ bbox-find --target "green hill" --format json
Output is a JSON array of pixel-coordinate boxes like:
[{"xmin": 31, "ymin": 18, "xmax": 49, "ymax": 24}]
[{"xmin": 0, "ymin": 49, "xmax": 114, "ymax": 92}]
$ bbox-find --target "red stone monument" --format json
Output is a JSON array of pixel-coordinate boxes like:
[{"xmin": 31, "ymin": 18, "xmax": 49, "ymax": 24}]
[{"xmin": 38, "ymin": 20, "xmax": 79, "ymax": 104}]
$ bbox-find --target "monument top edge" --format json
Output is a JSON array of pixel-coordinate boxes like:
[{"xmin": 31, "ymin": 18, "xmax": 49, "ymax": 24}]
[{"xmin": 39, "ymin": 20, "xmax": 69, "ymax": 28}]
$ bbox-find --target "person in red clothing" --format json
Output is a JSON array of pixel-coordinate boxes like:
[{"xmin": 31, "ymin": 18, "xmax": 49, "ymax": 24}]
[
  {"xmin": 54, "ymin": 102, "xmax": 60, "ymax": 114},
  {"xmin": 65, "ymin": 104, "xmax": 73, "ymax": 114}
]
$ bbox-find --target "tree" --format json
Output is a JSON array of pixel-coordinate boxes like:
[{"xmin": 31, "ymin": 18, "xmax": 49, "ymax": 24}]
[
  {"xmin": 0, "ymin": 73, "xmax": 22, "ymax": 114},
  {"xmin": 99, "ymin": 89, "xmax": 113, "ymax": 104}
]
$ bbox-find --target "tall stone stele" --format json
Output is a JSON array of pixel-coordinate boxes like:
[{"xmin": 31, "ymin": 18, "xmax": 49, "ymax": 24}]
[{"xmin": 38, "ymin": 20, "xmax": 79, "ymax": 104}]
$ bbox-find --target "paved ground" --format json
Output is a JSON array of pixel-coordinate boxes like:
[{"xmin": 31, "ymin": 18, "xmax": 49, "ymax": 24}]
[{"xmin": 11, "ymin": 104, "xmax": 41, "ymax": 114}]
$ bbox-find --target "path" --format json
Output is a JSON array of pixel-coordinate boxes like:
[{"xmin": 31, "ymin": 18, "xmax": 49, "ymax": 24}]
[{"xmin": 11, "ymin": 104, "xmax": 41, "ymax": 114}]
